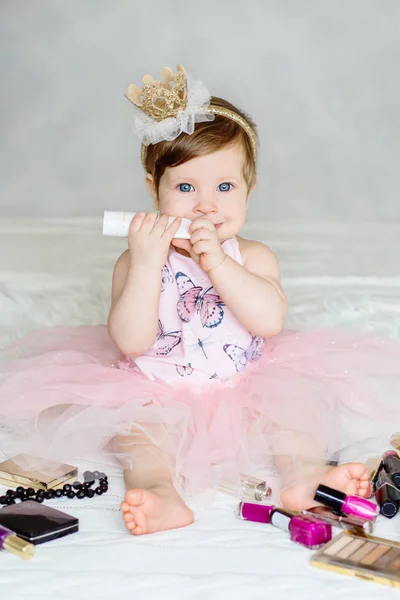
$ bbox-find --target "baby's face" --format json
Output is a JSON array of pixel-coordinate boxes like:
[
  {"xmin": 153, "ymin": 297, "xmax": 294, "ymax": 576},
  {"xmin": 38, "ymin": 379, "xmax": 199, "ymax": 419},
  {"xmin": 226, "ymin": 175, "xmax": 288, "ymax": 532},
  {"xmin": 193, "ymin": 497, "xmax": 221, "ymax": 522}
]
[{"xmin": 156, "ymin": 144, "xmax": 252, "ymax": 241}]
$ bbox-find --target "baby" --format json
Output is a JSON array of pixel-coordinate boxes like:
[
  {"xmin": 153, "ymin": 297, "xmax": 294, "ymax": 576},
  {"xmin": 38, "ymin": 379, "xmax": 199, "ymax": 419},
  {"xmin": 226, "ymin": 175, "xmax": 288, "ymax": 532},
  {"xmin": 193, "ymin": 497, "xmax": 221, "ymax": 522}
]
[
  {"xmin": 107, "ymin": 66, "xmax": 371, "ymax": 534},
  {"xmin": 2, "ymin": 65, "xmax": 393, "ymax": 537}
]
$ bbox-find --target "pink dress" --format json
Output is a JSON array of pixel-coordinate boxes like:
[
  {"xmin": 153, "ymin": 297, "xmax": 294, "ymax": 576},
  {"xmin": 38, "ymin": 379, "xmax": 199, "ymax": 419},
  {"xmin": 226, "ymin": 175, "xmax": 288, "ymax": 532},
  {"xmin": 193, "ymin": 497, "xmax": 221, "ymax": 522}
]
[{"xmin": 0, "ymin": 238, "xmax": 399, "ymax": 498}]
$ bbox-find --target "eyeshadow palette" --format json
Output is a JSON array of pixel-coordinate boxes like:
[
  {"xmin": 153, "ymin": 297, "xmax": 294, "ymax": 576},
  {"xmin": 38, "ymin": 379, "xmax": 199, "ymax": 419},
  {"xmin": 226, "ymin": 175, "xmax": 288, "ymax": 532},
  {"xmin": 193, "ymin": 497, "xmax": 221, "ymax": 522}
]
[
  {"xmin": 310, "ymin": 532, "xmax": 400, "ymax": 588},
  {"xmin": 0, "ymin": 500, "xmax": 79, "ymax": 545},
  {"xmin": 0, "ymin": 455, "xmax": 77, "ymax": 491}
]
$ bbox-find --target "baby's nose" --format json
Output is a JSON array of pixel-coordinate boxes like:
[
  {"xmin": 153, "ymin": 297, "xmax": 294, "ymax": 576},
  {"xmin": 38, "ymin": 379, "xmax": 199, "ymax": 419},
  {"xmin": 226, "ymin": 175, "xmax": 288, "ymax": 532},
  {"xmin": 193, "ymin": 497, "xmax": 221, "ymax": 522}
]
[{"xmin": 195, "ymin": 196, "xmax": 217, "ymax": 214}]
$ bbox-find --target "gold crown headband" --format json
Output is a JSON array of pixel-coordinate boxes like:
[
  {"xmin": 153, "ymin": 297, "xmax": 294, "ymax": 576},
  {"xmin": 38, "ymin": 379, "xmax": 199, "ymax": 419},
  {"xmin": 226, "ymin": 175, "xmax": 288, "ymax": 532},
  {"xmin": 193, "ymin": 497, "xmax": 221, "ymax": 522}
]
[{"xmin": 125, "ymin": 64, "xmax": 258, "ymax": 169}]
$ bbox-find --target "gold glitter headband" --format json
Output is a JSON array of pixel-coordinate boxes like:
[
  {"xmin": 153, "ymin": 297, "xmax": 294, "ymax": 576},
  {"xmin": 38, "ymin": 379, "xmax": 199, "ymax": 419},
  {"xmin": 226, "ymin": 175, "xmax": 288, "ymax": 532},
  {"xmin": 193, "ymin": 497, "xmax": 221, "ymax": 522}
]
[{"xmin": 125, "ymin": 64, "xmax": 258, "ymax": 169}]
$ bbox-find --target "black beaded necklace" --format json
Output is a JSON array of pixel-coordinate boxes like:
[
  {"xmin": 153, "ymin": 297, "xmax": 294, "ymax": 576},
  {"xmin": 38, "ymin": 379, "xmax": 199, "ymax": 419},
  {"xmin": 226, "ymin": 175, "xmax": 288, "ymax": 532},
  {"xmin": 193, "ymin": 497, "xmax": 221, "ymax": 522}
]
[{"xmin": 0, "ymin": 470, "xmax": 108, "ymax": 506}]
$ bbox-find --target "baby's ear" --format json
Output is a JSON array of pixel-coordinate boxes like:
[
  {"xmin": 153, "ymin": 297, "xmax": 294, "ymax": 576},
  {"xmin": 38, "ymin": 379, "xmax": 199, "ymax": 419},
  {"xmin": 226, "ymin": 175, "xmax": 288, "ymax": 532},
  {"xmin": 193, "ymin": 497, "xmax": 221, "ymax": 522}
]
[{"xmin": 145, "ymin": 173, "xmax": 159, "ymax": 208}]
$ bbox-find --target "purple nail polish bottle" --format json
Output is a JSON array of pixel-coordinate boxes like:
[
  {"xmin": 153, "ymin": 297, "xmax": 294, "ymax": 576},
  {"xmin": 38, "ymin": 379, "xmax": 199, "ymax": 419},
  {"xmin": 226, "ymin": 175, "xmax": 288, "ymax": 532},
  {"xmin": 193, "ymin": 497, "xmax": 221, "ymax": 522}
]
[
  {"xmin": 314, "ymin": 484, "xmax": 379, "ymax": 521},
  {"xmin": 237, "ymin": 502, "xmax": 274, "ymax": 523},
  {"xmin": 270, "ymin": 509, "xmax": 332, "ymax": 549}
]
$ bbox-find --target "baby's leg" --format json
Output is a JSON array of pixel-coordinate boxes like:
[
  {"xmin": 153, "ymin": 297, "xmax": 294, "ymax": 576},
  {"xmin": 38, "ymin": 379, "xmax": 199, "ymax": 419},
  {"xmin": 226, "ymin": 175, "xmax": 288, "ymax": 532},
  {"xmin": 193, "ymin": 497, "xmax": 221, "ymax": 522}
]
[
  {"xmin": 269, "ymin": 430, "xmax": 371, "ymax": 511},
  {"xmin": 38, "ymin": 407, "xmax": 193, "ymax": 534},
  {"xmin": 112, "ymin": 428, "xmax": 193, "ymax": 535}
]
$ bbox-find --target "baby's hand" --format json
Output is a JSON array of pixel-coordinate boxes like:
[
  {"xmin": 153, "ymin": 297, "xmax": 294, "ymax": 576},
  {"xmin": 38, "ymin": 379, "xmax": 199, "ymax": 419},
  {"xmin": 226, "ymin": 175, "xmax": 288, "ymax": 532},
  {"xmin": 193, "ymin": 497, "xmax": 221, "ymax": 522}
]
[
  {"xmin": 172, "ymin": 217, "xmax": 226, "ymax": 273},
  {"xmin": 128, "ymin": 212, "xmax": 181, "ymax": 271}
]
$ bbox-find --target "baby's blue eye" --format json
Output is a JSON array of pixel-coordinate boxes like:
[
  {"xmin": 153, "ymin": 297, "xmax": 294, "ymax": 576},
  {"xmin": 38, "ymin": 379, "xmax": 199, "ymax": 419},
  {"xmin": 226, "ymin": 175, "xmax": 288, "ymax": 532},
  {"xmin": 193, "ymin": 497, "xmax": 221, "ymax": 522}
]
[
  {"xmin": 178, "ymin": 183, "xmax": 194, "ymax": 192},
  {"xmin": 218, "ymin": 182, "xmax": 232, "ymax": 192}
]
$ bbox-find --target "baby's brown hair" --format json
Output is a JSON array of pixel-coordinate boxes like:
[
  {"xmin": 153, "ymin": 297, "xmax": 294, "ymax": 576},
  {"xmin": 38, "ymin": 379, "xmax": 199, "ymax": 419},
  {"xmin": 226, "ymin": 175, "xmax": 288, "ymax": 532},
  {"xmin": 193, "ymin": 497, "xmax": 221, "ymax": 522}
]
[{"xmin": 144, "ymin": 97, "xmax": 258, "ymax": 194}]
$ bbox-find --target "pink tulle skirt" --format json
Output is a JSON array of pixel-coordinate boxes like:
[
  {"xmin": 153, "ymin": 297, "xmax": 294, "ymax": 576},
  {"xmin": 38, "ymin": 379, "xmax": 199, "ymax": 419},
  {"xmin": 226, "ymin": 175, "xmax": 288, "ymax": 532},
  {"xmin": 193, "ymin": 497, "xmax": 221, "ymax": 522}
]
[{"xmin": 0, "ymin": 325, "xmax": 399, "ymax": 498}]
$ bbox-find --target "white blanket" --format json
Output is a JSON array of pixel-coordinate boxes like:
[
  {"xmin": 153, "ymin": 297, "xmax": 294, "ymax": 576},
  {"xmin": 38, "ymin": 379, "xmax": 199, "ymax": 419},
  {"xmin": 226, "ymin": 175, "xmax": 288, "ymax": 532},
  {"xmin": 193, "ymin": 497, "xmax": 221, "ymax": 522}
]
[{"xmin": 0, "ymin": 219, "xmax": 399, "ymax": 599}]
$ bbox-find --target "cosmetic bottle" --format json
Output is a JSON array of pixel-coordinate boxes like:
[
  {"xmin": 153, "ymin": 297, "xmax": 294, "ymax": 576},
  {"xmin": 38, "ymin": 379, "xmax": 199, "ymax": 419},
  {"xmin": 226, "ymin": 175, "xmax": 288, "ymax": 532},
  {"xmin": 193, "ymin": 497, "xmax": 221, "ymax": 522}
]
[
  {"xmin": 314, "ymin": 484, "xmax": 379, "ymax": 521},
  {"xmin": 102, "ymin": 211, "xmax": 192, "ymax": 239},
  {"xmin": 0, "ymin": 525, "xmax": 34, "ymax": 560},
  {"xmin": 236, "ymin": 502, "xmax": 275, "ymax": 523},
  {"xmin": 374, "ymin": 468, "xmax": 400, "ymax": 519},
  {"xmin": 270, "ymin": 508, "xmax": 332, "ymax": 549},
  {"xmin": 382, "ymin": 450, "xmax": 400, "ymax": 489},
  {"xmin": 218, "ymin": 475, "xmax": 272, "ymax": 502}
]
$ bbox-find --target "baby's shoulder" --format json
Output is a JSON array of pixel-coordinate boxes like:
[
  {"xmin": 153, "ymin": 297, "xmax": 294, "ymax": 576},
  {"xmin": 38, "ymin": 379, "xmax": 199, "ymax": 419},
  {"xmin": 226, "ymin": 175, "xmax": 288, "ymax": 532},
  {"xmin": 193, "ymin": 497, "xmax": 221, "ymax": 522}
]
[
  {"xmin": 237, "ymin": 236, "xmax": 278, "ymax": 262},
  {"xmin": 236, "ymin": 236, "xmax": 281, "ymax": 279}
]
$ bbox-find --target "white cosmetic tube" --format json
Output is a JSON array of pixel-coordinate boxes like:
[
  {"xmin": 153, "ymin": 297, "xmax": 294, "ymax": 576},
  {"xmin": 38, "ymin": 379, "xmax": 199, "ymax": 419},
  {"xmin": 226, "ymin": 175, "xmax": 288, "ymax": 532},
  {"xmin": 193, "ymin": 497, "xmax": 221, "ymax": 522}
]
[{"xmin": 102, "ymin": 211, "xmax": 192, "ymax": 239}]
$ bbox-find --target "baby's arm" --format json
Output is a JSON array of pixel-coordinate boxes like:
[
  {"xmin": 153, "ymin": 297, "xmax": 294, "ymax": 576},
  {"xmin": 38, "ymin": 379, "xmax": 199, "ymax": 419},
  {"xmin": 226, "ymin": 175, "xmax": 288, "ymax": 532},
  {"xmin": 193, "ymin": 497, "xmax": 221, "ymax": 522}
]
[
  {"xmin": 208, "ymin": 239, "xmax": 287, "ymax": 338},
  {"xmin": 107, "ymin": 249, "xmax": 161, "ymax": 356},
  {"xmin": 107, "ymin": 213, "xmax": 181, "ymax": 356}
]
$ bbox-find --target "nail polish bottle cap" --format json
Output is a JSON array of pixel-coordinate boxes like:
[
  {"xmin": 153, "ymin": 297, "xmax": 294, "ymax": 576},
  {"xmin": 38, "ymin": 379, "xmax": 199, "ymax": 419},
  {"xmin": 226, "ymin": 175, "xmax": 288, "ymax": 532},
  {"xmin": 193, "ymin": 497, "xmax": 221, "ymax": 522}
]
[{"xmin": 314, "ymin": 484, "xmax": 346, "ymax": 513}]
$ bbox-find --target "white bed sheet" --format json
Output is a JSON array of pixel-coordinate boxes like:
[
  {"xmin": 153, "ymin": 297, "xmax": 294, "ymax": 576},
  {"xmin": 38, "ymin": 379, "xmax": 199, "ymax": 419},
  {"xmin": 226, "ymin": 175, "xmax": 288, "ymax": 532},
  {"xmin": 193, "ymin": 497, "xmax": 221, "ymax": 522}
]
[{"xmin": 0, "ymin": 218, "xmax": 399, "ymax": 600}]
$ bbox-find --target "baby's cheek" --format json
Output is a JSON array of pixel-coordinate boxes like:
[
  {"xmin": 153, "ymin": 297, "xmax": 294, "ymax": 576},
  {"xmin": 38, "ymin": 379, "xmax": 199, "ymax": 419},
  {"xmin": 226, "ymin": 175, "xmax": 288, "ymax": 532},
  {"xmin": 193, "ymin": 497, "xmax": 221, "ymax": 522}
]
[
  {"xmin": 160, "ymin": 195, "xmax": 189, "ymax": 216},
  {"xmin": 158, "ymin": 198, "xmax": 177, "ymax": 214}
]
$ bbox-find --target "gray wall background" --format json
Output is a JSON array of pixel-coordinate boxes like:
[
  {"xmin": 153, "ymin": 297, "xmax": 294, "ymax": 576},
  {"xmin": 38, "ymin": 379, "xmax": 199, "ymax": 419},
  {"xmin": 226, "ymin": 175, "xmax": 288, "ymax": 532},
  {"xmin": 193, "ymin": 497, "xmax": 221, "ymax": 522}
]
[{"xmin": 0, "ymin": 0, "xmax": 399, "ymax": 221}]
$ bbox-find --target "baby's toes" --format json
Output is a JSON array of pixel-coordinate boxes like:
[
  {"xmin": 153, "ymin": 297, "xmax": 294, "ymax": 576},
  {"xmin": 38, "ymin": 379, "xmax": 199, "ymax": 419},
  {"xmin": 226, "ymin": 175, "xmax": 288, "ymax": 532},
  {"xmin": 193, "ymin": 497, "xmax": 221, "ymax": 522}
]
[
  {"xmin": 125, "ymin": 519, "xmax": 138, "ymax": 533},
  {"xmin": 357, "ymin": 479, "xmax": 373, "ymax": 497},
  {"xmin": 347, "ymin": 462, "xmax": 368, "ymax": 480},
  {"xmin": 122, "ymin": 511, "xmax": 135, "ymax": 523},
  {"xmin": 131, "ymin": 523, "xmax": 145, "ymax": 535},
  {"xmin": 120, "ymin": 500, "xmax": 131, "ymax": 513}
]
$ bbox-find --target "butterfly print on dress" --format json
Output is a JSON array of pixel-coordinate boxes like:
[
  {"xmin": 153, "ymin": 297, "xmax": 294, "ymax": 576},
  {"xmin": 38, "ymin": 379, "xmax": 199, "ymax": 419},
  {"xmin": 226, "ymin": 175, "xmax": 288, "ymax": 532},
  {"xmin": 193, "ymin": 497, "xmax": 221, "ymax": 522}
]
[
  {"xmin": 175, "ymin": 272, "xmax": 225, "ymax": 328},
  {"xmin": 154, "ymin": 319, "xmax": 182, "ymax": 356},
  {"xmin": 223, "ymin": 336, "xmax": 265, "ymax": 372},
  {"xmin": 176, "ymin": 363, "xmax": 194, "ymax": 377},
  {"xmin": 161, "ymin": 264, "xmax": 174, "ymax": 292}
]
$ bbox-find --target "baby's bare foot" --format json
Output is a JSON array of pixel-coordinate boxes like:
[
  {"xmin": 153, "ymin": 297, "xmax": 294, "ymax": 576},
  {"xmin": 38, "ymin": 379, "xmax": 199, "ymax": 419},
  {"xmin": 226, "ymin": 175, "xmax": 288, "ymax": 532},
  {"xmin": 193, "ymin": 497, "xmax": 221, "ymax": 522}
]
[
  {"xmin": 120, "ymin": 484, "xmax": 194, "ymax": 535},
  {"xmin": 322, "ymin": 462, "xmax": 372, "ymax": 498},
  {"xmin": 280, "ymin": 462, "xmax": 373, "ymax": 511}
]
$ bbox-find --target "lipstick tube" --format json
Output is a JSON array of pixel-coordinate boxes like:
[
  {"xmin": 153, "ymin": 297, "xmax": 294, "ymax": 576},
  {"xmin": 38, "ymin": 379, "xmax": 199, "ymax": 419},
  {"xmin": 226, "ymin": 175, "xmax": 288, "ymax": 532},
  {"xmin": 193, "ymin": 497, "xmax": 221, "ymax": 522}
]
[
  {"xmin": 374, "ymin": 468, "xmax": 400, "ymax": 519},
  {"xmin": 0, "ymin": 525, "xmax": 35, "ymax": 560},
  {"xmin": 102, "ymin": 211, "xmax": 192, "ymax": 239},
  {"xmin": 270, "ymin": 508, "xmax": 332, "ymax": 549},
  {"xmin": 382, "ymin": 450, "xmax": 400, "ymax": 489},
  {"xmin": 314, "ymin": 484, "xmax": 379, "ymax": 521}
]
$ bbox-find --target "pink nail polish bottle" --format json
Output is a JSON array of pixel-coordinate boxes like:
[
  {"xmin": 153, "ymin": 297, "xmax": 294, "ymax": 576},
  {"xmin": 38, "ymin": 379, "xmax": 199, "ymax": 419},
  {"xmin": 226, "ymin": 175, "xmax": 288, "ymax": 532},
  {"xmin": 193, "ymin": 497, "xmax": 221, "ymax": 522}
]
[
  {"xmin": 237, "ymin": 502, "xmax": 332, "ymax": 549},
  {"xmin": 237, "ymin": 502, "xmax": 275, "ymax": 523},
  {"xmin": 270, "ymin": 508, "xmax": 332, "ymax": 549},
  {"xmin": 314, "ymin": 484, "xmax": 379, "ymax": 521}
]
